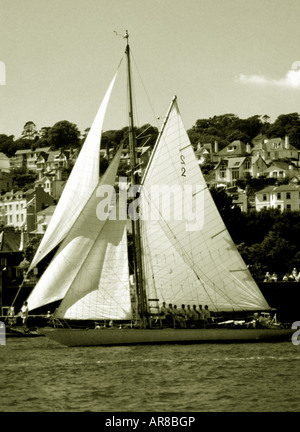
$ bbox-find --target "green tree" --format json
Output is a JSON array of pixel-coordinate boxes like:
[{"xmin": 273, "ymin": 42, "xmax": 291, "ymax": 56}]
[
  {"xmin": 48, "ymin": 120, "xmax": 80, "ymax": 150},
  {"xmin": 209, "ymin": 187, "xmax": 246, "ymax": 244},
  {"xmin": 267, "ymin": 113, "xmax": 300, "ymax": 148},
  {"xmin": 0, "ymin": 134, "xmax": 15, "ymax": 156},
  {"xmin": 11, "ymin": 167, "xmax": 37, "ymax": 189},
  {"xmin": 21, "ymin": 121, "xmax": 39, "ymax": 141},
  {"xmin": 23, "ymin": 236, "xmax": 41, "ymax": 262}
]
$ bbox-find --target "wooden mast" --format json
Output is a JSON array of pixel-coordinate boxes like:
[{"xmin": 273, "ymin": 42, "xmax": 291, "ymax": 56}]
[{"xmin": 124, "ymin": 31, "xmax": 148, "ymax": 326}]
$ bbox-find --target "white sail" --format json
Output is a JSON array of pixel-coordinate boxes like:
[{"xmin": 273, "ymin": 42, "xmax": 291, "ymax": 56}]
[
  {"xmin": 54, "ymin": 213, "xmax": 131, "ymax": 320},
  {"xmin": 27, "ymin": 146, "xmax": 132, "ymax": 320},
  {"xmin": 29, "ymin": 73, "xmax": 118, "ymax": 271},
  {"xmin": 140, "ymin": 98, "xmax": 270, "ymax": 312}
]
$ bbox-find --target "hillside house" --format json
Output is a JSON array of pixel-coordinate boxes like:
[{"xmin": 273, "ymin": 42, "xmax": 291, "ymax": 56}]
[
  {"xmin": 0, "ymin": 186, "xmax": 54, "ymax": 232},
  {"xmin": 214, "ymin": 155, "xmax": 267, "ymax": 185},
  {"xmin": 263, "ymin": 161, "xmax": 299, "ymax": 179},
  {"xmin": 251, "ymin": 135, "xmax": 299, "ymax": 163},
  {"xmin": 255, "ymin": 182, "xmax": 300, "ymax": 211},
  {"xmin": 217, "ymin": 140, "xmax": 251, "ymax": 159},
  {"xmin": 194, "ymin": 141, "xmax": 219, "ymax": 165},
  {"xmin": 10, "ymin": 147, "xmax": 50, "ymax": 170}
]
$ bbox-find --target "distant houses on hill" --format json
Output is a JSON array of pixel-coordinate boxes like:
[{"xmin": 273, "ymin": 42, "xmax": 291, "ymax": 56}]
[{"xmin": 0, "ymin": 133, "xmax": 298, "ymax": 235}]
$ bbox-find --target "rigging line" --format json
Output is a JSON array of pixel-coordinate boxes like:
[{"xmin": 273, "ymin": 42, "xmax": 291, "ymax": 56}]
[
  {"xmin": 141, "ymin": 96, "xmax": 178, "ymax": 184},
  {"xmin": 130, "ymin": 49, "xmax": 161, "ymax": 130}
]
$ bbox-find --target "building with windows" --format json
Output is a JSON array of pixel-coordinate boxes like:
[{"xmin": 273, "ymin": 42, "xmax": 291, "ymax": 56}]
[
  {"xmin": 263, "ymin": 160, "xmax": 298, "ymax": 179},
  {"xmin": 10, "ymin": 147, "xmax": 51, "ymax": 170},
  {"xmin": 0, "ymin": 186, "xmax": 54, "ymax": 232},
  {"xmin": 214, "ymin": 155, "xmax": 267, "ymax": 185},
  {"xmin": 251, "ymin": 135, "xmax": 299, "ymax": 163},
  {"xmin": 255, "ymin": 182, "xmax": 300, "ymax": 211}
]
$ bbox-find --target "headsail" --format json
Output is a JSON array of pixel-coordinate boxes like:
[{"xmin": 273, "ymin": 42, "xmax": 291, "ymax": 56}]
[
  {"xmin": 140, "ymin": 98, "xmax": 270, "ymax": 312},
  {"xmin": 27, "ymin": 145, "xmax": 132, "ymax": 320},
  {"xmin": 28, "ymin": 73, "xmax": 118, "ymax": 271}
]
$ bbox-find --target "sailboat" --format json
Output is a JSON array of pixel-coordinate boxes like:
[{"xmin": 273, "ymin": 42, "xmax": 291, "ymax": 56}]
[{"xmin": 24, "ymin": 32, "xmax": 293, "ymax": 346}]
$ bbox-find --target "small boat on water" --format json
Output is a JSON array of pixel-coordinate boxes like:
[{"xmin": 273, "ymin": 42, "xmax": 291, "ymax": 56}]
[{"xmin": 20, "ymin": 31, "xmax": 293, "ymax": 346}]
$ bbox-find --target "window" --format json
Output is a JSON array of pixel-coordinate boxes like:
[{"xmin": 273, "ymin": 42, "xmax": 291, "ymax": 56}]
[
  {"xmin": 277, "ymin": 193, "xmax": 281, "ymax": 199},
  {"xmin": 277, "ymin": 205, "xmax": 282, "ymax": 210},
  {"xmin": 232, "ymin": 168, "xmax": 239, "ymax": 180},
  {"xmin": 287, "ymin": 204, "xmax": 291, "ymax": 210},
  {"xmin": 228, "ymin": 146, "xmax": 236, "ymax": 152},
  {"xmin": 220, "ymin": 166, "xmax": 226, "ymax": 178},
  {"xmin": 245, "ymin": 161, "xmax": 250, "ymax": 170},
  {"xmin": 286, "ymin": 192, "xmax": 291, "ymax": 199},
  {"xmin": 263, "ymin": 194, "xmax": 267, "ymax": 201}
]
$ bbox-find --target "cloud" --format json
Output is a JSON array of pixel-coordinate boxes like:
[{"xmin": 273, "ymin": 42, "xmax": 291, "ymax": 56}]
[{"xmin": 238, "ymin": 67, "xmax": 300, "ymax": 89}]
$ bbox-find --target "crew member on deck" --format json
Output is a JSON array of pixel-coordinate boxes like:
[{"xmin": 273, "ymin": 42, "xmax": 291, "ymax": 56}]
[
  {"xmin": 203, "ymin": 305, "xmax": 212, "ymax": 322},
  {"xmin": 173, "ymin": 305, "xmax": 185, "ymax": 328},
  {"xmin": 160, "ymin": 302, "xmax": 172, "ymax": 326},
  {"xmin": 20, "ymin": 301, "xmax": 29, "ymax": 327},
  {"xmin": 198, "ymin": 305, "xmax": 206, "ymax": 327}
]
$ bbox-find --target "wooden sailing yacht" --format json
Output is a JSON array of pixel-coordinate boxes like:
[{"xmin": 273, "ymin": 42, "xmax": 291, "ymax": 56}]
[{"xmin": 24, "ymin": 32, "xmax": 293, "ymax": 346}]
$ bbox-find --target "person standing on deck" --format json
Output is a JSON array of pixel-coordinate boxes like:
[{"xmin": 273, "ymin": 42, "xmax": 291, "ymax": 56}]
[{"xmin": 20, "ymin": 301, "xmax": 29, "ymax": 327}]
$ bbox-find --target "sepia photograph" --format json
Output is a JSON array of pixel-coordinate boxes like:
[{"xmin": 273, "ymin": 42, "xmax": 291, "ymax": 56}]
[{"xmin": 0, "ymin": 0, "xmax": 299, "ymax": 416}]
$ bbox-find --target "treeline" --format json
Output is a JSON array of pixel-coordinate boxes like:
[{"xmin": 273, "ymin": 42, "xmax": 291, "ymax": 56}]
[
  {"xmin": 2, "ymin": 111, "xmax": 300, "ymax": 158},
  {"xmin": 187, "ymin": 112, "xmax": 300, "ymax": 150},
  {"xmin": 211, "ymin": 187, "xmax": 300, "ymax": 281},
  {"xmin": 0, "ymin": 121, "xmax": 159, "ymax": 158}
]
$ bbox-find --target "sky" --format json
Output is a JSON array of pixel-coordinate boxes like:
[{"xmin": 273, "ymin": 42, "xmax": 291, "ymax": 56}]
[{"xmin": 1, "ymin": 0, "xmax": 300, "ymax": 138}]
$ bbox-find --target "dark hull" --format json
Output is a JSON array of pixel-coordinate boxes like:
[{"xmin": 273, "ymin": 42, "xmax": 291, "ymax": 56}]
[{"xmin": 43, "ymin": 327, "xmax": 293, "ymax": 347}]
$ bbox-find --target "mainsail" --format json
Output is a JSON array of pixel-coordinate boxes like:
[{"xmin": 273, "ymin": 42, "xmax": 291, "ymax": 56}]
[
  {"xmin": 28, "ymin": 73, "xmax": 118, "ymax": 271},
  {"xmin": 140, "ymin": 98, "xmax": 270, "ymax": 312}
]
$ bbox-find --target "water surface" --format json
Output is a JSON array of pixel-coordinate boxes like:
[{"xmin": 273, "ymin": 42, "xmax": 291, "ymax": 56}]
[{"xmin": 1, "ymin": 337, "xmax": 299, "ymax": 412}]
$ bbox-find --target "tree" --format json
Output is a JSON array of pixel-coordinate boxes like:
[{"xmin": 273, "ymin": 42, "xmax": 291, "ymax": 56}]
[
  {"xmin": 210, "ymin": 186, "xmax": 245, "ymax": 244},
  {"xmin": 267, "ymin": 113, "xmax": 300, "ymax": 148},
  {"xmin": 23, "ymin": 237, "xmax": 41, "ymax": 262},
  {"xmin": 21, "ymin": 121, "xmax": 39, "ymax": 141},
  {"xmin": 0, "ymin": 134, "xmax": 15, "ymax": 156},
  {"xmin": 11, "ymin": 167, "xmax": 37, "ymax": 189},
  {"xmin": 48, "ymin": 120, "xmax": 80, "ymax": 150}
]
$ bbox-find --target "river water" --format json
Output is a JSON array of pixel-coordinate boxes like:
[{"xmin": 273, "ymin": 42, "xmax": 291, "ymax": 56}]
[{"xmin": 0, "ymin": 336, "xmax": 299, "ymax": 413}]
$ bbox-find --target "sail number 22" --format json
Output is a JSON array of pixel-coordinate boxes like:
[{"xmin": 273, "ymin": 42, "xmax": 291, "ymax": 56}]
[{"xmin": 180, "ymin": 154, "xmax": 186, "ymax": 177}]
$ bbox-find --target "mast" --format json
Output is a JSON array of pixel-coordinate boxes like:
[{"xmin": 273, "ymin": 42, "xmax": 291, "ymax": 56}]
[{"xmin": 124, "ymin": 31, "xmax": 148, "ymax": 325}]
